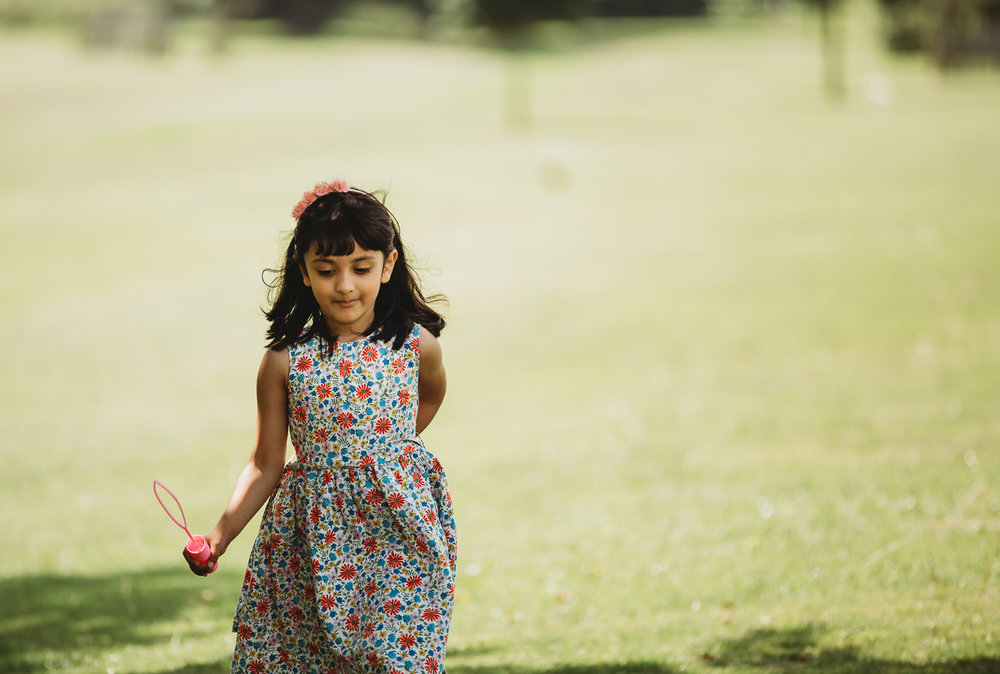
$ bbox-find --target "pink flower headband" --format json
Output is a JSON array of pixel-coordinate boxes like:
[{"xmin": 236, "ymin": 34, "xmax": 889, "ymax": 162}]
[{"xmin": 292, "ymin": 179, "xmax": 351, "ymax": 220}]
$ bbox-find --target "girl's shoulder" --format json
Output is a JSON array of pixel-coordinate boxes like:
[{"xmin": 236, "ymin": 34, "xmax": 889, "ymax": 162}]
[
  {"xmin": 416, "ymin": 324, "xmax": 442, "ymax": 363},
  {"xmin": 416, "ymin": 323, "xmax": 436, "ymax": 343},
  {"xmin": 259, "ymin": 345, "xmax": 290, "ymax": 386}
]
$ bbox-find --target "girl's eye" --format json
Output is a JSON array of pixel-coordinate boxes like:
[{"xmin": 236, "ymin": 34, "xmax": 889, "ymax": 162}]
[
  {"xmin": 355, "ymin": 267, "xmax": 371, "ymax": 274},
  {"xmin": 317, "ymin": 270, "xmax": 333, "ymax": 276}
]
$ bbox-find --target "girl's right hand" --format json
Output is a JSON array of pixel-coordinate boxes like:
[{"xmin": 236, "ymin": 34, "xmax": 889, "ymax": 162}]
[{"xmin": 183, "ymin": 533, "xmax": 222, "ymax": 576}]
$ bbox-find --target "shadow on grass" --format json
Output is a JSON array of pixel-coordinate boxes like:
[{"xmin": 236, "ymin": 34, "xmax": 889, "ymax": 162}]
[
  {"xmin": 450, "ymin": 665, "xmax": 678, "ymax": 674},
  {"xmin": 0, "ymin": 567, "xmax": 236, "ymax": 673},
  {"xmin": 4, "ymin": 580, "xmax": 997, "ymax": 674},
  {"xmin": 705, "ymin": 625, "xmax": 1000, "ymax": 673},
  {"xmin": 157, "ymin": 665, "xmax": 230, "ymax": 674}
]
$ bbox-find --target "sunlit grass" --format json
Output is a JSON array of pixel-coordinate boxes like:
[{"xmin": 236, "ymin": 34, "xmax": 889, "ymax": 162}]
[{"xmin": 2, "ymin": 8, "xmax": 999, "ymax": 673}]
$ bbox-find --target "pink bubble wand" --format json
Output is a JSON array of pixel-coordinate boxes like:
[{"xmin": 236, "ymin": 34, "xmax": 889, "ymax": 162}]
[{"xmin": 153, "ymin": 480, "xmax": 218, "ymax": 573}]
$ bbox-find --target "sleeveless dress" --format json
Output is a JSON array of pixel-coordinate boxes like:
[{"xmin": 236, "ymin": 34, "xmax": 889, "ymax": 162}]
[{"xmin": 232, "ymin": 325, "xmax": 457, "ymax": 674}]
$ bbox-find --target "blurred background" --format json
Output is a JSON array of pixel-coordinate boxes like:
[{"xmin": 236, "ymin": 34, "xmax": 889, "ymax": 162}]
[{"xmin": 1, "ymin": 1, "xmax": 999, "ymax": 672}]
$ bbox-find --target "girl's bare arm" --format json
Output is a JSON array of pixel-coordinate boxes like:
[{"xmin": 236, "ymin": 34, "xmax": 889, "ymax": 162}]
[
  {"xmin": 416, "ymin": 327, "xmax": 446, "ymax": 434},
  {"xmin": 186, "ymin": 347, "xmax": 289, "ymax": 574}
]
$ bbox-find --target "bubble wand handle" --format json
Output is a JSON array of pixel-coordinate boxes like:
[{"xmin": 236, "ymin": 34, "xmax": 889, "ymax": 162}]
[{"xmin": 153, "ymin": 480, "xmax": 218, "ymax": 573}]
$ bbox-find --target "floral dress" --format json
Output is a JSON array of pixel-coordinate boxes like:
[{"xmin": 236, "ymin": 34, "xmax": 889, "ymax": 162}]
[{"xmin": 232, "ymin": 325, "xmax": 457, "ymax": 674}]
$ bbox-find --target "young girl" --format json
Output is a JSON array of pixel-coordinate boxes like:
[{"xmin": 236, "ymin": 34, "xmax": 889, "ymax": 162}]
[{"xmin": 185, "ymin": 179, "xmax": 457, "ymax": 674}]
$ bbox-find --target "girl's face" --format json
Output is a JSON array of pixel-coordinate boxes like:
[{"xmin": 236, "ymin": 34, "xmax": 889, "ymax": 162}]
[{"xmin": 300, "ymin": 241, "xmax": 397, "ymax": 341}]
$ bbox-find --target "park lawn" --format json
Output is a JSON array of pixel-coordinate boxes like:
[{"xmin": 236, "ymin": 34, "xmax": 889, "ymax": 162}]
[{"xmin": 1, "ymin": 6, "xmax": 999, "ymax": 673}]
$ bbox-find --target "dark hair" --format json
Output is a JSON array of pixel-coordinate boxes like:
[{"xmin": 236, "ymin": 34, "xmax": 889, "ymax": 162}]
[{"xmin": 263, "ymin": 187, "xmax": 446, "ymax": 351}]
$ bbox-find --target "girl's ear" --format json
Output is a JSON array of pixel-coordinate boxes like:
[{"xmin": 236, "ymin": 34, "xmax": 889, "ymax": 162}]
[
  {"xmin": 299, "ymin": 262, "xmax": 312, "ymax": 288},
  {"xmin": 381, "ymin": 249, "xmax": 399, "ymax": 284}
]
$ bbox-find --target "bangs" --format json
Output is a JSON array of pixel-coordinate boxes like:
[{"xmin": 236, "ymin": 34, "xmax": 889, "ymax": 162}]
[
  {"xmin": 300, "ymin": 194, "xmax": 395, "ymax": 258},
  {"xmin": 311, "ymin": 224, "xmax": 361, "ymax": 258}
]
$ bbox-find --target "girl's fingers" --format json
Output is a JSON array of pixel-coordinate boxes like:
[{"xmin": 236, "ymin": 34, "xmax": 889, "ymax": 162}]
[{"xmin": 183, "ymin": 547, "xmax": 212, "ymax": 575}]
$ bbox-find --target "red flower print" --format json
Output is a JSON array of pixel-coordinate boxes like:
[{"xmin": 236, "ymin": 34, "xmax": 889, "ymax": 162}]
[
  {"xmin": 399, "ymin": 634, "xmax": 417, "ymax": 649},
  {"xmin": 238, "ymin": 623, "xmax": 252, "ymax": 640},
  {"xmin": 415, "ymin": 539, "xmax": 429, "ymax": 554},
  {"xmin": 423, "ymin": 608, "xmax": 441, "ymax": 621},
  {"xmin": 392, "ymin": 669, "xmax": 407, "ymax": 674},
  {"xmin": 265, "ymin": 534, "xmax": 280, "ymax": 559},
  {"xmin": 314, "ymin": 428, "xmax": 329, "ymax": 443},
  {"xmin": 384, "ymin": 599, "xmax": 403, "ymax": 616},
  {"xmin": 296, "ymin": 356, "xmax": 312, "ymax": 371},
  {"xmin": 317, "ymin": 383, "xmax": 332, "ymax": 399},
  {"xmin": 364, "ymin": 580, "xmax": 378, "ymax": 596},
  {"xmin": 387, "ymin": 493, "xmax": 405, "ymax": 509},
  {"xmin": 375, "ymin": 417, "xmax": 392, "ymax": 434},
  {"xmin": 336, "ymin": 494, "xmax": 345, "ymax": 509},
  {"xmin": 412, "ymin": 470, "xmax": 425, "ymax": 487},
  {"xmin": 345, "ymin": 615, "xmax": 360, "ymax": 631},
  {"xmin": 398, "ymin": 455, "xmax": 409, "ymax": 470},
  {"xmin": 398, "ymin": 389, "xmax": 412, "ymax": 405},
  {"xmin": 321, "ymin": 594, "xmax": 336, "ymax": 610},
  {"xmin": 339, "ymin": 564, "xmax": 357, "ymax": 580},
  {"xmin": 406, "ymin": 574, "xmax": 423, "ymax": 590},
  {"xmin": 364, "ymin": 622, "xmax": 377, "ymax": 638},
  {"xmin": 339, "ymin": 359, "xmax": 354, "ymax": 377},
  {"xmin": 432, "ymin": 457, "xmax": 443, "ymax": 471},
  {"xmin": 313, "ymin": 559, "xmax": 321, "ymax": 575},
  {"xmin": 368, "ymin": 652, "xmax": 382, "ymax": 669},
  {"xmin": 308, "ymin": 641, "xmax": 320, "ymax": 656},
  {"xmin": 249, "ymin": 661, "xmax": 265, "ymax": 674},
  {"xmin": 387, "ymin": 552, "xmax": 405, "ymax": 568},
  {"xmin": 279, "ymin": 648, "xmax": 290, "ymax": 665},
  {"xmin": 324, "ymin": 529, "xmax": 337, "ymax": 545},
  {"xmin": 310, "ymin": 507, "xmax": 322, "ymax": 524},
  {"xmin": 294, "ymin": 406, "xmax": 307, "ymax": 423},
  {"xmin": 423, "ymin": 508, "xmax": 438, "ymax": 524},
  {"xmin": 256, "ymin": 599, "xmax": 270, "ymax": 616},
  {"xmin": 360, "ymin": 455, "xmax": 376, "ymax": 469},
  {"xmin": 411, "ymin": 337, "xmax": 420, "ymax": 352},
  {"xmin": 392, "ymin": 357, "xmax": 406, "ymax": 374},
  {"xmin": 356, "ymin": 384, "xmax": 372, "ymax": 400},
  {"xmin": 337, "ymin": 412, "xmax": 354, "ymax": 429},
  {"xmin": 365, "ymin": 488, "xmax": 382, "ymax": 505},
  {"xmin": 364, "ymin": 536, "xmax": 379, "ymax": 553},
  {"xmin": 322, "ymin": 470, "xmax": 333, "ymax": 484},
  {"xmin": 425, "ymin": 656, "xmax": 439, "ymax": 673},
  {"xmin": 362, "ymin": 345, "xmax": 378, "ymax": 362},
  {"xmin": 290, "ymin": 606, "xmax": 304, "ymax": 622}
]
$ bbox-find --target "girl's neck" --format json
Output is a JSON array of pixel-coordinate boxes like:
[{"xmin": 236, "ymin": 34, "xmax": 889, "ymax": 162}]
[{"xmin": 324, "ymin": 315, "xmax": 375, "ymax": 343}]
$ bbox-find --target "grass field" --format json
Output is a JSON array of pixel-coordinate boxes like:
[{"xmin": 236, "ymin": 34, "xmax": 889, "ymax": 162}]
[{"xmin": 2, "ymin": 5, "xmax": 999, "ymax": 673}]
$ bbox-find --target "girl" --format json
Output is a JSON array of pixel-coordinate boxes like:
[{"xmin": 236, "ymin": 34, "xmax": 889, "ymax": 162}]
[{"xmin": 185, "ymin": 179, "xmax": 457, "ymax": 674}]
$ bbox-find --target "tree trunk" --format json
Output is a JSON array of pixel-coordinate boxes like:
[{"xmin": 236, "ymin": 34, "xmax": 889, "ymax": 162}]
[
  {"xmin": 819, "ymin": 0, "xmax": 846, "ymax": 102},
  {"xmin": 210, "ymin": 0, "xmax": 231, "ymax": 54},
  {"xmin": 503, "ymin": 52, "xmax": 533, "ymax": 132}
]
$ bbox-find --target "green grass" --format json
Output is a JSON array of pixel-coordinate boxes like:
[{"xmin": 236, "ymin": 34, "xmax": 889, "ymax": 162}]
[{"xmin": 2, "ymin": 7, "xmax": 1000, "ymax": 673}]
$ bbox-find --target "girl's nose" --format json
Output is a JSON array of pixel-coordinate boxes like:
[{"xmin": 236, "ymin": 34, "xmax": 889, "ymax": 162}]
[{"xmin": 336, "ymin": 274, "xmax": 354, "ymax": 293}]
